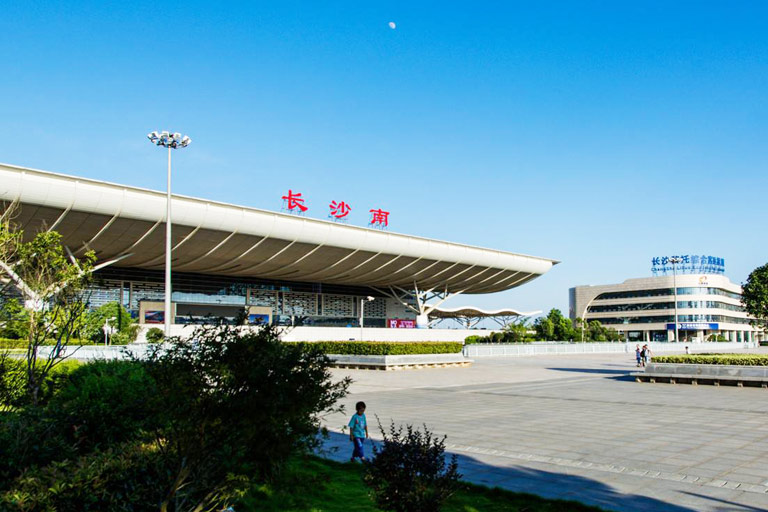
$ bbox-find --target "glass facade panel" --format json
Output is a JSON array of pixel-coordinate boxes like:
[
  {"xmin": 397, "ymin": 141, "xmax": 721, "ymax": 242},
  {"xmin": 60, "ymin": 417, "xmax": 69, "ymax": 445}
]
[
  {"xmin": 588, "ymin": 301, "xmax": 744, "ymax": 313},
  {"xmin": 595, "ymin": 287, "xmax": 742, "ymax": 301},
  {"xmin": 598, "ymin": 314, "xmax": 750, "ymax": 325},
  {"xmin": 90, "ymin": 267, "xmax": 400, "ymax": 326}
]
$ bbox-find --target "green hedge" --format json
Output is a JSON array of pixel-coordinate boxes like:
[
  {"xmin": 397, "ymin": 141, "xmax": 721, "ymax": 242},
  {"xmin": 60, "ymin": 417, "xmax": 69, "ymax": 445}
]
[
  {"xmin": 652, "ymin": 354, "xmax": 768, "ymax": 366},
  {"xmin": 293, "ymin": 341, "xmax": 463, "ymax": 355},
  {"xmin": 0, "ymin": 338, "xmax": 105, "ymax": 349}
]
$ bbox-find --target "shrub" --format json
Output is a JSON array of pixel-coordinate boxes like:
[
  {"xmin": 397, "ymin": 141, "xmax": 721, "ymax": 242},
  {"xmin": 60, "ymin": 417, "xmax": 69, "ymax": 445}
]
[
  {"xmin": 109, "ymin": 324, "xmax": 139, "ymax": 345},
  {"xmin": 0, "ymin": 407, "xmax": 78, "ymax": 487},
  {"xmin": 145, "ymin": 327, "xmax": 164, "ymax": 344},
  {"xmin": 0, "ymin": 357, "xmax": 80, "ymax": 410},
  {"xmin": 0, "ymin": 442, "xmax": 172, "ymax": 511},
  {"xmin": 364, "ymin": 419, "xmax": 461, "ymax": 512},
  {"xmin": 47, "ymin": 360, "xmax": 159, "ymax": 452},
  {"xmin": 463, "ymin": 335, "xmax": 481, "ymax": 345},
  {"xmin": 652, "ymin": 354, "xmax": 768, "ymax": 366},
  {"xmin": 135, "ymin": 323, "xmax": 349, "ymax": 503},
  {"xmin": 292, "ymin": 341, "xmax": 463, "ymax": 355},
  {"xmin": 2, "ymin": 324, "xmax": 347, "ymax": 510}
]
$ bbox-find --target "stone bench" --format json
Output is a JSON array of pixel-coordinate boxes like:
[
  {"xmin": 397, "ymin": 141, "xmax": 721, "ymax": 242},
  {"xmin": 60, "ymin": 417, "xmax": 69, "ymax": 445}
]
[{"xmin": 632, "ymin": 363, "xmax": 768, "ymax": 387}]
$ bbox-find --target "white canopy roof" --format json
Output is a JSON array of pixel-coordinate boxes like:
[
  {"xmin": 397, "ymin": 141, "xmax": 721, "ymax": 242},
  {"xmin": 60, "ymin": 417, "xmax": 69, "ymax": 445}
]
[
  {"xmin": 429, "ymin": 306, "xmax": 541, "ymax": 319},
  {"xmin": 0, "ymin": 162, "xmax": 558, "ymax": 294}
]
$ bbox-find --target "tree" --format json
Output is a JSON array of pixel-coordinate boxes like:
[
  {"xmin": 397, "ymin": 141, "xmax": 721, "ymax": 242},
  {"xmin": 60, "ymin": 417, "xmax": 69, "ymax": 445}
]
[
  {"xmin": 586, "ymin": 320, "xmax": 623, "ymax": 342},
  {"xmin": 534, "ymin": 309, "xmax": 577, "ymax": 341},
  {"xmin": 503, "ymin": 318, "xmax": 532, "ymax": 343},
  {"xmin": 742, "ymin": 263, "xmax": 768, "ymax": 331},
  {"xmin": 83, "ymin": 302, "xmax": 138, "ymax": 344},
  {"xmin": 0, "ymin": 204, "xmax": 95, "ymax": 405},
  {"xmin": 534, "ymin": 317, "xmax": 555, "ymax": 340},
  {"xmin": 0, "ymin": 298, "xmax": 28, "ymax": 339}
]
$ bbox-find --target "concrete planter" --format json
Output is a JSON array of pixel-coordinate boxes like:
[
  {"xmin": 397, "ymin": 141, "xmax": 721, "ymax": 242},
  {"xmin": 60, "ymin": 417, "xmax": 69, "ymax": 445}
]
[
  {"xmin": 633, "ymin": 362, "xmax": 768, "ymax": 387},
  {"xmin": 328, "ymin": 353, "xmax": 472, "ymax": 370}
]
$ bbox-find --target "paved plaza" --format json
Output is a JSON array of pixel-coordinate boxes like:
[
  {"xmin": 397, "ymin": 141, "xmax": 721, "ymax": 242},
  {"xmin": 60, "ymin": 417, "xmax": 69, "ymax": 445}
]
[{"xmin": 321, "ymin": 350, "xmax": 768, "ymax": 512}]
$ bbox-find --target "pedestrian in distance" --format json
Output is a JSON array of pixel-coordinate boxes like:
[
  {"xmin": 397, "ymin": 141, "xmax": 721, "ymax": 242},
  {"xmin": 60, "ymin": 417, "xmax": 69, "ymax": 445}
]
[
  {"xmin": 348, "ymin": 401, "xmax": 369, "ymax": 462},
  {"xmin": 641, "ymin": 344, "xmax": 652, "ymax": 366},
  {"xmin": 635, "ymin": 344, "xmax": 642, "ymax": 367}
]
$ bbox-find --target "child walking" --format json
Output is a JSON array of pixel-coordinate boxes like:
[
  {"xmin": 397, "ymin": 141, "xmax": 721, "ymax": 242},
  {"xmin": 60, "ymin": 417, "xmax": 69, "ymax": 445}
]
[{"xmin": 348, "ymin": 401, "xmax": 369, "ymax": 462}]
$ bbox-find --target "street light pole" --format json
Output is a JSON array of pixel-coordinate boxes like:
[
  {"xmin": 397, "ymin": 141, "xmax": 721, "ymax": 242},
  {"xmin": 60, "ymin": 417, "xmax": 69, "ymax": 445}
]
[
  {"xmin": 165, "ymin": 145, "xmax": 172, "ymax": 338},
  {"xmin": 670, "ymin": 257, "xmax": 680, "ymax": 343},
  {"xmin": 147, "ymin": 131, "xmax": 191, "ymax": 337},
  {"xmin": 360, "ymin": 296, "xmax": 374, "ymax": 341}
]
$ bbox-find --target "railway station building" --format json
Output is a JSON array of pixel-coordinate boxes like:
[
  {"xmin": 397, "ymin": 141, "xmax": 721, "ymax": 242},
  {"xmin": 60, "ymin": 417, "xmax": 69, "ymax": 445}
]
[{"xmin": 0, "ymin": 163, "xmax": 557, "ymax": 340}]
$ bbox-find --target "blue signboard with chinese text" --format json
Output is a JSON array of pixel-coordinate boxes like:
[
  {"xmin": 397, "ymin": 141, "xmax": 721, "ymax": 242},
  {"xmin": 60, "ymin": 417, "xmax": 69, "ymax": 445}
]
[
  {"xmin": 651, "ymin": 255, "xmax": 725, "ymax": 276},
  {"xmin": 666, "ymin": 323, "xmax": 719, "ymax": 331}
]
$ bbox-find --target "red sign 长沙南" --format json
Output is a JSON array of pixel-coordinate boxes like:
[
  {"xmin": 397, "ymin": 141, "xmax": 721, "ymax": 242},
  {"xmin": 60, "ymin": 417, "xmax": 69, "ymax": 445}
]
[
  {"xmin": 329, "ymin": 200, "xmax": 351, "ymax": 219},
  {"xmin": 369, "ymin": 208, "xmax": 389, "ymax": 227},
  {"xmin": 282, "ymin": 190, "xmax": 308, "ymax": 212}
]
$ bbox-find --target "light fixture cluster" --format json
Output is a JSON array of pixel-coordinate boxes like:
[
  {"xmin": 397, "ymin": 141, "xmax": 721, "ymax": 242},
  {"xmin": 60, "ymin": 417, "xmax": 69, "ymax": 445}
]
[{"xmin": 147, "ymin": 130, "xmax": 191, "ymax": 148}]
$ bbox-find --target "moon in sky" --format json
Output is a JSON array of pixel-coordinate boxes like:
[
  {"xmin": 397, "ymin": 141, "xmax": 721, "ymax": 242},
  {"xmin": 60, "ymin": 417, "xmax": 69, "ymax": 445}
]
[{"xmin": 388, "ymin": 21, "xmax": 396, "ymax": 29}]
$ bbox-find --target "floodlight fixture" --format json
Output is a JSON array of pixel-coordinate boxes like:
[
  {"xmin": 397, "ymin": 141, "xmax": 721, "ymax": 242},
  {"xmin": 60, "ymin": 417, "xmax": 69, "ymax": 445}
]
[{"xmin": 147, "ymin": 130, "xmax": 191, "ymax": 149}]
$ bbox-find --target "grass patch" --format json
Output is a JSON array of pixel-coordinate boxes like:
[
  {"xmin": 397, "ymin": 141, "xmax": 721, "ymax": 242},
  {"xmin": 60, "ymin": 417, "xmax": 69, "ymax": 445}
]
[
  {"xmin": 652, "ymin": 354, "xmax": 768, "ymax": 366},
  {"xmin": 239, "ymin": 456, "xmax": 603, "ymax": 512}
]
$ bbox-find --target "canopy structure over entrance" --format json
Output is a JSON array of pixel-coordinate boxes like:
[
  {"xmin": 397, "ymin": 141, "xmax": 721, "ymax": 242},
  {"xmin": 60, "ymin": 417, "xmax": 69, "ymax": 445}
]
[
  {"xmin": 429, "ymin": 306, "xmax": 541, "ymax": 328},
  {"xmin": 0, "ymin": 163, "xmax": 558, "ymax": 299}
]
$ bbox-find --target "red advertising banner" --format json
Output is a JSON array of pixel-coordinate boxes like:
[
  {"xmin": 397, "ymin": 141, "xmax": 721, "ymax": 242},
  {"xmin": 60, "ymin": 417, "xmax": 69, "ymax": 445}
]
[{"xmin": 388, "ymin": 319, "xmax": 416, "ymax": 329}]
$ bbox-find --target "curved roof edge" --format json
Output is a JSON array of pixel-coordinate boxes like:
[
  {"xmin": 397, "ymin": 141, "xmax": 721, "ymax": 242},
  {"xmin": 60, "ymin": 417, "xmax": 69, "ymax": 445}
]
[
  {"xmin": 0, "ymin": 162, "xmax": 559, "ymax": 293},
  {"xmin": 0, "ymin": 162, "xmax": 559, "ymax": 267},
  {"xmin": 430, "ymin": 306, "xmax": 542, "ymax": 318}
]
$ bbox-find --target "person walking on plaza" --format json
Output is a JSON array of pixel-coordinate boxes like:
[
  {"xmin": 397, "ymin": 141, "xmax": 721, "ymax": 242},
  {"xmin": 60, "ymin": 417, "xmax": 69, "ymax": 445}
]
[
  {"xmin": 635, "ymin": 344, "xmax": 642, "ymax": 367},
  {"xmin": 641, "ymin": 344, "xmax": 652, "ymax": 367},
  {"xmin": 348, "ymin": 401, "xmax": 369, "ymax": 462}
]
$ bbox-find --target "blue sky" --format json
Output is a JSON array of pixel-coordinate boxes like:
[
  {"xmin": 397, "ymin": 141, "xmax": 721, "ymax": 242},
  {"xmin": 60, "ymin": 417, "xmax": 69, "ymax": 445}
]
[{"xmin": 1, "ymin": 1, "xmax": 766, "ymax": 316}]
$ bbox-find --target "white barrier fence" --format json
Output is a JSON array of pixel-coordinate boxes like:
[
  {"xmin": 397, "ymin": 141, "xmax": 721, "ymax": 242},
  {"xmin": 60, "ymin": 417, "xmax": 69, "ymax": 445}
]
[
  {"xmin": 463, "ymin": 341, "xmax": 759, "ymax": 358},
  {"xmin": 147, "ymin": 325, "xmax": 481, "ymax": 343},
  {"xmin": 36, "ymin": 339, "xmax": 759, "ymax": 362}
]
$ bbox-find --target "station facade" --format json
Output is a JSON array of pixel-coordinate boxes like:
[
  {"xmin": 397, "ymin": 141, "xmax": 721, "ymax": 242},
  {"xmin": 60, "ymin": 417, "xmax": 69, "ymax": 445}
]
[{"xmin": 0, "ymin": 163, "xmax": 558, "ymax": 330}]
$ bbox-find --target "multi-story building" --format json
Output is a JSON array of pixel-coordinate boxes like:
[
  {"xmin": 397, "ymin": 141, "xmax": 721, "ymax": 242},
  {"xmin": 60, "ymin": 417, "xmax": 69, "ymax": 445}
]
[{"xmin": 570, "ymin": 273, "xmax": 763, "ymax": 343}]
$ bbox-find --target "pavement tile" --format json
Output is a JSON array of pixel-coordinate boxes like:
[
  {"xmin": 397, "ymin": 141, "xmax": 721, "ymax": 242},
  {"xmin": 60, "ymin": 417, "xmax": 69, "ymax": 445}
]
[{"xmin": 322, "ymin": 350, "xmax": 768, "ymax": 512}]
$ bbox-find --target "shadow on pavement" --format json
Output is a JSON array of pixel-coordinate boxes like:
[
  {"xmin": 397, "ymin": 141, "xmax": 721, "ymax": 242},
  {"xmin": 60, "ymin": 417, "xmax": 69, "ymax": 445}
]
[
  {"xmin": 319, "ymin": 430, "xmax": 697, "ymax": 512},
  {"xmin": 679, "ymin": 491, "xmax": 768, "ymax": 512},
  {"xmin": 547, "ymin": 367, "xmax": 633, "ymax": 375}
]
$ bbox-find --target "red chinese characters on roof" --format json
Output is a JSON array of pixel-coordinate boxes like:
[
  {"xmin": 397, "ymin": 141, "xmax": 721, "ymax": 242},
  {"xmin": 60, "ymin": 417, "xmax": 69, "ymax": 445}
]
[
  {"xmin": 281, "ymin": 190, "xmax": 308, "ymax": 212},
  {"xmin": 329, "ymin": 200, "xmax": 351, "ymax": 219},
  {"xmin": 279, "ymin": 190, "xmax": 390, "ymax": 227},
  {"xmin": 369, "ymin": 208, "xmax": 390, "ymax": 227}
]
